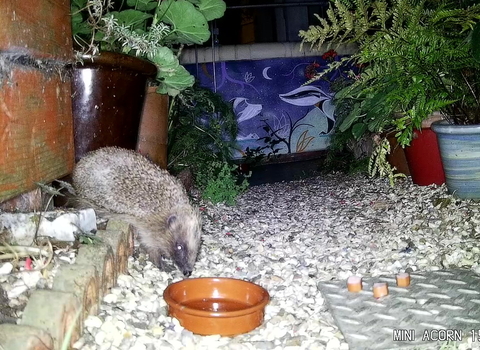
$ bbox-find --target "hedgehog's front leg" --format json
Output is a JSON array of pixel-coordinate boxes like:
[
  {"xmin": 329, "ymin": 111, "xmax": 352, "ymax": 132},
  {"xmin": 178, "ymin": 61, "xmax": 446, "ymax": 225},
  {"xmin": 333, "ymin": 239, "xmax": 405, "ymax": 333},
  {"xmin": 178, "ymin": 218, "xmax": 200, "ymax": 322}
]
[{"xmin": 144, "ymin": 246, "xmax": 176, "ymax": 273}]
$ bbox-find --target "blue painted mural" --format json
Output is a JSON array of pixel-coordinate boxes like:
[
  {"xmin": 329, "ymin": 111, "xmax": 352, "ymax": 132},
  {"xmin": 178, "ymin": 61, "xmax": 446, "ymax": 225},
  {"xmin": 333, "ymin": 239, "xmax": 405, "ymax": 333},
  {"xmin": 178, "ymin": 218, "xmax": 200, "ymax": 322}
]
[{"xmin": 185, "ymin": 51, "xmax": 348, "ymax": 159}]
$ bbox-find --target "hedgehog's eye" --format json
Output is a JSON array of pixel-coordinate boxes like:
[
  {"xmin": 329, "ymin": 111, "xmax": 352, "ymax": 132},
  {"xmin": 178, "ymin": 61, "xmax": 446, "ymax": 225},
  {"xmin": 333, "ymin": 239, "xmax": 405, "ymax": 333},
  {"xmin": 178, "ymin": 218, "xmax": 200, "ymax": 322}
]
[{"xmin": 177, "ymin": 245, "xmax": 183, "ymax": 250}]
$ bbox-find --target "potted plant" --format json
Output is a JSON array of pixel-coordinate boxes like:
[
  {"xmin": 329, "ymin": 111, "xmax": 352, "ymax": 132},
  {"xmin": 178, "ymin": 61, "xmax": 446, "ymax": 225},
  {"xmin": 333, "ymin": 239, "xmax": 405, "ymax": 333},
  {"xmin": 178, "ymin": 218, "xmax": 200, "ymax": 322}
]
[
  {"xmin": 70, "ymin": 0, "xmax": 226, "ymax": 162},
  {"xmin": 167, "ymin": 83, "xmax": 248, "ymax": 204},
  {"xmin": 299, "ymin": 0, "xmax": 480, "ymax": 190},
  {"xmin": 430, "ymin": 18, "xmax": 480, "ymax": 199}
]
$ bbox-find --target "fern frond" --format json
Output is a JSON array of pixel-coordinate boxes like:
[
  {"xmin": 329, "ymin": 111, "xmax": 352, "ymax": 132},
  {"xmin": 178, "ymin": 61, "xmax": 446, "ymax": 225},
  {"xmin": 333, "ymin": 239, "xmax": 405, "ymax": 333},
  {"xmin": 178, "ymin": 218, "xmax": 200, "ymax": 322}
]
[{"xmin": 368, "ymin": 138, "xmax": 406, "ymax": 186}]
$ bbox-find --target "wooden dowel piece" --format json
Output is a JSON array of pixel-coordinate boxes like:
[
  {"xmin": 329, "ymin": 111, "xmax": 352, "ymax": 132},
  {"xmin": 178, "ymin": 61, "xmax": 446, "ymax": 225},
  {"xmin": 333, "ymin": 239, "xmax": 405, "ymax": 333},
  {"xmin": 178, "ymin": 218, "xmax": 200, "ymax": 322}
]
[
  {"xmin": 20, "ymin": 290, "xmax": 81, "ymax": 349},
  {"xmin": 52, "ymin": 264, "xmax": 99, "ymax": 330},
  {"xmin": 0, "ymin": 324, "xmax": 53, "ymax": 350},
  {"xmin": 75, "ymin": 244, "xmax": 116, "ymax": 296}
]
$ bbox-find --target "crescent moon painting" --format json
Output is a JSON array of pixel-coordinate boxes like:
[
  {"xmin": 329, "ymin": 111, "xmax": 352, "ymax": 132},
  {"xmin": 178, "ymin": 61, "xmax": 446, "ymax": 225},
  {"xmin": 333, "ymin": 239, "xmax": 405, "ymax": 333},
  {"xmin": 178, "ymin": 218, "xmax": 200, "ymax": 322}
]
[
  {"xmin": 262, "ymin": 66, "xmax": 273, "ymax": 80},
  {"xmin": 183, "ymin": 55, "xmax": 349, "ymax": 158}
]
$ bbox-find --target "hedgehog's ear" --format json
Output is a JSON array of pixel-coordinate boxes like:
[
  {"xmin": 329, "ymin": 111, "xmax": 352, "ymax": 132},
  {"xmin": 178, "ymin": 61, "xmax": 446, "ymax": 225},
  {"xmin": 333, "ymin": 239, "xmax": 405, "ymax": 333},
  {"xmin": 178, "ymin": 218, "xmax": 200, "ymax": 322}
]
[{"xmin": 167, "ymin": 215, "xmax": 177, "ymax": 228}]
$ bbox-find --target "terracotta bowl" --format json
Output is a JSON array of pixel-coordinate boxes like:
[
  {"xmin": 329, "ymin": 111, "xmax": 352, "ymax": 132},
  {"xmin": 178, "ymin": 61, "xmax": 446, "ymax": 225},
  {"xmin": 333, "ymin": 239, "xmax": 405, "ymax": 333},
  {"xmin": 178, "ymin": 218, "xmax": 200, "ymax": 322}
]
[{"xmin": 163, "ymin": 277, "xmax": 270, "ymax": 336}]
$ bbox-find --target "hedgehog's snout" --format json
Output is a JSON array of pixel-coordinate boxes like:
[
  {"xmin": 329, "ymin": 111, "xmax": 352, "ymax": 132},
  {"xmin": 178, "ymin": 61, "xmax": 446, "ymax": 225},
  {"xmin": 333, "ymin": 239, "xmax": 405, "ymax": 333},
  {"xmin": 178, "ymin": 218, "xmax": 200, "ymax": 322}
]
[{"xmin": 172, "ymin": 241, "xmax": 193, "ymax": 276}]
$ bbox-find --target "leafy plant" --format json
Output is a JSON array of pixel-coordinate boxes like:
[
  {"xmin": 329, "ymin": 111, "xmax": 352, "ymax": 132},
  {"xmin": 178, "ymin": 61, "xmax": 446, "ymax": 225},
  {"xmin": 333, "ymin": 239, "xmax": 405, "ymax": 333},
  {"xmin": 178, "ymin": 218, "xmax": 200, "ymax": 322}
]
[
  {"xmin": 167, "ymin": 83, "xmax": 239, "ymax": 178},
  {"xmin": 241, "ymin": 146, "xmax": 267, "ymax": 166},
  {"xmin": 299, "ymin": 0, "xmax": 480, "ymax": 147},
  {"xmin": 166, "ymin": 84, "xmax": 249, "ymax": 204},
  {"xmin": 315, "ymin": 72, "xmax": 371, "ymax": 174},
  {"xmin": 196, "ymin": 161, "xmax": 249, "ymax": 205},
  {"xmin": 71, "ymin": 0, "xmax": 226, "ymax": 95}
]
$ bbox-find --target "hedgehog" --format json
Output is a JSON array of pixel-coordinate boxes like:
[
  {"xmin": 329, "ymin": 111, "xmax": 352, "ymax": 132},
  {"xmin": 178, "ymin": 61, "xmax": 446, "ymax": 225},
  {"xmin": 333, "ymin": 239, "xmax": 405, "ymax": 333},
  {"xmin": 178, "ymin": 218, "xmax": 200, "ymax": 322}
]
[{"xmin": 72, "ymin": 147, "xmax": 202, "ymax": 276}]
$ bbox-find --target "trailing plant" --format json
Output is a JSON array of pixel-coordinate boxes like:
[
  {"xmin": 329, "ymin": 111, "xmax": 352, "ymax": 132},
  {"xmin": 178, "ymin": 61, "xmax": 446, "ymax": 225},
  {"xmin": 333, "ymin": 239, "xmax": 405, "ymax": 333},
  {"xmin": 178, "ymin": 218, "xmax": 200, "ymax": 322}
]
[
  {"xmin": 167, "ymin": 83, "xmax": 240, "ymax": 188},
  {"xmin": 321, "ymin": 131, "xmax": 371, "ymax": 174},
  {"xmin": 320, "ymin": 74, "xmax": 371, "ymax": 174},
  {"xmin": 196, "ymin": 160, "xmax": 249, "ymax": 205},
  {"xmin": 368, "ymin": 137, "xmax": 407, "ymax": 186},
  {"xmin": 241, "ymin": 146, "xmax": 267, "ymax": 167},
  {"xmin": 71, "ymin": 0, "xmax": 226, "ymax": 95},
  {"xmin": 299, "ymin": 0, "xmax": 480, "ymax": 147}
]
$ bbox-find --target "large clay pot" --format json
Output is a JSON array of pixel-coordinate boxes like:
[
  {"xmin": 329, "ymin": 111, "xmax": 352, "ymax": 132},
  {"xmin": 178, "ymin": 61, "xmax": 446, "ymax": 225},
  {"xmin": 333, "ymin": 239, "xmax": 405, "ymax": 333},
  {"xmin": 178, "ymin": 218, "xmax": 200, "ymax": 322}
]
[
  {"xmin": 403, "ymin": 128, "xmax": 445, "ymax": 186},
  {"xmin": 432, "ymin": 120, "xmax": 480, "ymax": 198},
  {"xmin": 71, "ymin": 52, "xmax": 157, "ymax": 161},
  {"xmin": 385, "ymin": 131, "xmax": 411, "ymax": 176},
  {"xmin": 137, "ymin": 86, "xmax": 169, "ymax": 169}
]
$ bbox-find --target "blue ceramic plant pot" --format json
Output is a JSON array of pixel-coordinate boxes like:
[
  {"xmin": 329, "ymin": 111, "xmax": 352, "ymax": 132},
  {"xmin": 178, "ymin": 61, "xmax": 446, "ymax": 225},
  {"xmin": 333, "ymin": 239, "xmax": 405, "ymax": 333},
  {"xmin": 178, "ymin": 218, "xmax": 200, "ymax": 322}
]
[{"xmin": 431, "ymin": 120, "xmax": 480, "ymax": 199}]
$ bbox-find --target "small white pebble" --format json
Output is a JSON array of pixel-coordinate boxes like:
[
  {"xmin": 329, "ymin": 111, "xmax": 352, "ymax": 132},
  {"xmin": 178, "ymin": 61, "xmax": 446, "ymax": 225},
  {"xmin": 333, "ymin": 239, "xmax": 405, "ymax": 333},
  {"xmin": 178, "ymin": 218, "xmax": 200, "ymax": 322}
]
[
  {"xmin": 94, "ymin": 331, "xmax": 106, "ymax": 346},
  {"xmin": 72, "ymin": 337, "xmax": 85, "ymax": 349},
  {"xmin": 0, "ymin": 263, "xmax": 13, "ymax": 275},
  {"xmin": 130, "ymin": 342, "xmax": 147, "ymax": 350},
  {"xmin": 103, "ymin": 293, "xmax": 118, "ymax": 304},
  {"xmin": 150, "ymin": 326, "xmax": 164, "ymax": 337},
  {"xmin": 7, "ymin": 285, "xmax": 28, "ymax": 299},
  {"xmin": 326, "ymin": 336, "xmax": 341, "ymax": 350},
  {"xmin": 84, "ymin": 315, "xmax": 103, "ymax": 329}
]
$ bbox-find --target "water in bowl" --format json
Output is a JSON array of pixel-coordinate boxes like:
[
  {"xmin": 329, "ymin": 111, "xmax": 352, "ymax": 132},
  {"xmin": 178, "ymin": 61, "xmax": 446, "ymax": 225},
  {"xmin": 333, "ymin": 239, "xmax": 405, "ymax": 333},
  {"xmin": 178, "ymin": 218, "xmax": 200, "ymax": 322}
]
[{"xmin": 181, "ymin": 298, "xmax": 250, "ymax": 312}]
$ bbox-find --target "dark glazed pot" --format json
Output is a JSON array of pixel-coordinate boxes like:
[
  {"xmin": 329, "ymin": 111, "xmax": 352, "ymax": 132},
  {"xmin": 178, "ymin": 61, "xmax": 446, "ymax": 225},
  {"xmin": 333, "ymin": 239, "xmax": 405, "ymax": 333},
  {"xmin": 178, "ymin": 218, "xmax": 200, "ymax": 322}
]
[{"xmin": 71, "ymin": 52, "xmax": 157, "ymax": 161}]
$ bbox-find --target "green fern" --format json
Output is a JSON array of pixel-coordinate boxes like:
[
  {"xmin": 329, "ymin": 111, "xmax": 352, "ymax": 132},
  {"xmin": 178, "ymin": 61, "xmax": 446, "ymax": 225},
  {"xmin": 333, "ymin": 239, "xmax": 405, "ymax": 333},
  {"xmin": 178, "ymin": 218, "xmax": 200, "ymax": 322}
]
[
  {"xmin": 196, "ymin": 160, "xmax": 249, "ymax": 205},
  {"xmin": 300, "ymin": 0, "xmax": 480, "ymax": 146}
]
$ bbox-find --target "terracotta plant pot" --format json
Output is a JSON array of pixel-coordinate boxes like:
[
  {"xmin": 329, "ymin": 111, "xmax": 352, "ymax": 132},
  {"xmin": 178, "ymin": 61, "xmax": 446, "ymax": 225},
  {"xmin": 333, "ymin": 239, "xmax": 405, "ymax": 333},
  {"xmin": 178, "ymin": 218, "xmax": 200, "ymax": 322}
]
[
  {"xmin": 403, "ymin": 113, "xmax": 445, "ymax": 186},
  {"xmin": 71, "ymin": 52, "xmax": 157, "ymax": 161},
  {"xmin": 136, "ymin": 86, "xmax": 169, "ymax": 169},
  {"xmin": 385, "ymin": 132, "xmax": 411, "ymax": 176},
  {"xmin": 403, "ymin": 128, "xmax": 445, "ymax": 186}
]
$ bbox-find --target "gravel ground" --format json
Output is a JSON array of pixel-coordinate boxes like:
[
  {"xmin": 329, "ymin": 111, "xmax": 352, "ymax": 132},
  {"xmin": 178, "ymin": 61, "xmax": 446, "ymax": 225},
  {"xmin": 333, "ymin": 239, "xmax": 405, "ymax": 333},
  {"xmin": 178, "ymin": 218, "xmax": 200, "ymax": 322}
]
[{"xmin": 73, "ymin": 173, "xmax": 480, "ymax": 350}]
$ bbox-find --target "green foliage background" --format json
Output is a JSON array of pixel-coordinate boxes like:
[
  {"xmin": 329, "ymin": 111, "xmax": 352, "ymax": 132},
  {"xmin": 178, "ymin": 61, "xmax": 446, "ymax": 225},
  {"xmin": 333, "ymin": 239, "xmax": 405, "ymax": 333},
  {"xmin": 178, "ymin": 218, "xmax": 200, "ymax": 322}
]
[
  {"xmin": 300, "ymin": 0, "xmax": 480, "ymax": 147},
  {"xmin": 168, "ymin": 84, "xmax": 249, "ymax": 205}
]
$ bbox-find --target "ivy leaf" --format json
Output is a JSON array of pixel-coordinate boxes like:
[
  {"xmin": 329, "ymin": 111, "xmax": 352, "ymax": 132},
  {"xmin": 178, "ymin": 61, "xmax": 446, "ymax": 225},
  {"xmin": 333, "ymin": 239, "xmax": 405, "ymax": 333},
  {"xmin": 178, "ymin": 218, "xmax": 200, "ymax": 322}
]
[
  {"xmin": 148, "ymin": 47, "xmax": 195, "ymax": 96},
  {"xmin": 197, "ymin": 0, "xmax": 226, "ymax": 21},
  {"xmin": 351, "ymin": 122, "xmax": 367, "ymax": 139},
  {"xmin": 109, "ymin": 10, "xmax": 152, "ymax": 28},
  {"xmin": 339, "ymin": 103, "xmax": 362, "ymax": 132},
  {"xmin": 71, "ymin": 0, "xmax": 87, "ymax": 8},
  {"xmin": 157, "ymin": 0, "xmax": 210, "ymax": 44},
  {"xmin": 126, "ymin": 0, "xmax": 158, "ymax": 11}
]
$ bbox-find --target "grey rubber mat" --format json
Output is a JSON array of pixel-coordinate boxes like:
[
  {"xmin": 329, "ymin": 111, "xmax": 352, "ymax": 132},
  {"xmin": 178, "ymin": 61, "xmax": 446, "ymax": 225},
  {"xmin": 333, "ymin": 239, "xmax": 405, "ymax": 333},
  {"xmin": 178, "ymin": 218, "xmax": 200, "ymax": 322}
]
[{"xmin": 317, "ymin": 269, "xmax": 480, "ymax": 350}]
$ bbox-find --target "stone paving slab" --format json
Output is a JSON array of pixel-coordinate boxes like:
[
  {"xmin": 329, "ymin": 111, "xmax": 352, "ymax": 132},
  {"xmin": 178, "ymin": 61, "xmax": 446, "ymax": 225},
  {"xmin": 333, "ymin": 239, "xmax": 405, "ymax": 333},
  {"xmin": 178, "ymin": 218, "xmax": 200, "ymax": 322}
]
[{"xmin": 318, "ymin": 269, "xmax": 480, "ymax": 350}]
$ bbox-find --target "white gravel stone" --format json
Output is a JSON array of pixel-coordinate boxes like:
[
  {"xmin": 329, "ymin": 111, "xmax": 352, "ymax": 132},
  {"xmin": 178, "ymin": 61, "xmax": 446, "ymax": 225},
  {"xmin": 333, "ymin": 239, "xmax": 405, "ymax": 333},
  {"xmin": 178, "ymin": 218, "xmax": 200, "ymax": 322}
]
[
  {"xmin": 6, "ymin": 284, "xmax": 28, "ymax": 299},
  {"xmin": 103, "ymin": 293, "xmax": 118, "ymax": 304},
  {"xmin": 0, "ymin": 262, "xmax": 13, "ymax": 275},
  {"xmin": 130, "ymin": 342, "xmax": 147, "ymax": 350},
  {"xmin": 18, "ymin": 270, "xmax": 42, "ymax": 288},
  {"xmin": 94, "ymin": 331, "xmax": 106, "ymax": 346},
  {"xmin": 72, "ymin": 173, "xmax": 480, "ymax": 349},
  {"xmin": 85, "ymin": 315, "xmax": 103, "ymax": 329},
  {"xmin": 326, "ymin": 337, "xmax": 341, "ymax": 350}
]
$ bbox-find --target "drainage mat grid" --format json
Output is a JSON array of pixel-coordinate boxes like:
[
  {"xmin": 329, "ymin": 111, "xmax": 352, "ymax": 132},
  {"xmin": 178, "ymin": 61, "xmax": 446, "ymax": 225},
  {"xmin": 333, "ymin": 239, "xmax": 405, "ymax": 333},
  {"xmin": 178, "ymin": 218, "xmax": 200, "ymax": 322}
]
[{"xmin": 317, "ymin": 269, "xmax": 480, "ymax": 350}]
